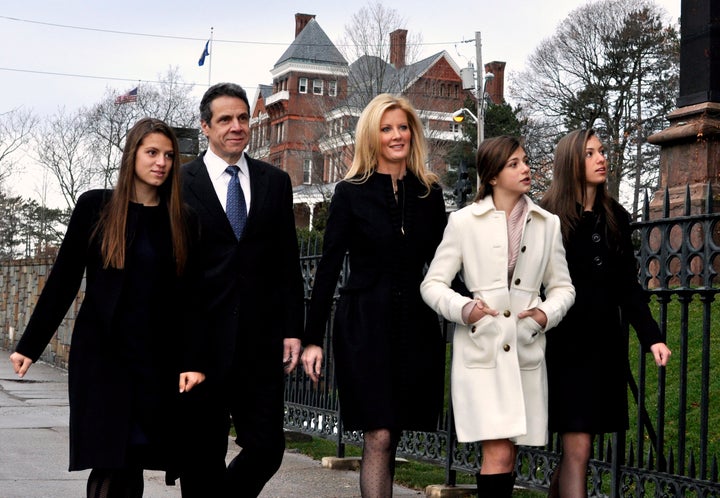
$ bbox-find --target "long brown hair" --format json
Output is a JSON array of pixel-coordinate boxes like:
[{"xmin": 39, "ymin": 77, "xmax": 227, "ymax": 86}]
[
  {"xmin": 540, "ymin": 129, "xmax": 619, "ymax": 245},
  {"xmin": 97, "ymin": 117, "xmax": 189, "ymax": 274},
  {"xmin": 473, "ymin": 135, "xmax": 523, "ymax": 202},
  {"xmin": 346, "ymin": 93, "xmax": 438, "ymax": 195}
]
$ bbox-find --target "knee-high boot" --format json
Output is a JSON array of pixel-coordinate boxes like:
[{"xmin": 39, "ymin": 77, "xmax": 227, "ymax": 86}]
[{"xmin": 475, "ymin": 472, "xmax": 516, "ymax": 497}]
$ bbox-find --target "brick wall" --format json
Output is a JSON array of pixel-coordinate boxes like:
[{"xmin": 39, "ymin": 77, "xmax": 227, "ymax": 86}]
[{"xmin": 0, "ymin": 257, "xmax": 81, "ymax": 369}]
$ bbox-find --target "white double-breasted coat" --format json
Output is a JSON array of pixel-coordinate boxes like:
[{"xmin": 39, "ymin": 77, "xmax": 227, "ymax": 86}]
[{"xmin": 421, "ymin": 195, "xmax": 575, "ymax": 445}]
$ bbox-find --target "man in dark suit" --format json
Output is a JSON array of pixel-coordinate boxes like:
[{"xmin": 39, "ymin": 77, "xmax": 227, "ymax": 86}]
[{"xmin": 178, "ymin": 82, "xmax": 304, "ymax": 497}]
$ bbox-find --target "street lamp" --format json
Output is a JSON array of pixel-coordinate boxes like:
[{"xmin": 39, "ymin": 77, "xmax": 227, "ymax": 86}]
[
  {"xmin": 454, "ymin": 72, "xmax": 495, "ymax": 138},
  {"xmin": 456, "ymin": 31, "xmax": 494, "ymax": 189},
  {"xmin": 452, "ymin": 107, "xmax": 478, "ymax": 124},
  {"xmin": 454, "ymin": 71, "xmax": 494, "ymax": 189}
]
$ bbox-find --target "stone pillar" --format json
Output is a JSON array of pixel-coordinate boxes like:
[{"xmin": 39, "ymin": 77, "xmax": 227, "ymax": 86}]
[
  {"xmin": 647, "ymin": 0, "xmax": 720, "ymax": 215},
  {"xmin": 173, "ymin": 127, "xmax": 200, "ymax": 165}
]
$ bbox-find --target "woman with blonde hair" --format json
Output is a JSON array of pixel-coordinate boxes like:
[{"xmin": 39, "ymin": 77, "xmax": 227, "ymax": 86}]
[
  {"xmin": 421, "ymin": 135, "xmax": 575, "ymax": 497},
  {"xmin": 302, "ymin": 93, "xmax": 447, "ymax": 497},
  {"xmin": 10, "ymin": 118, "xmax": 204, "ymax": 497}
]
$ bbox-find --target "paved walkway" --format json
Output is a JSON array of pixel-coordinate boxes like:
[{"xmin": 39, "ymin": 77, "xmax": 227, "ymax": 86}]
[{"xmin": 0, "ymin": 350, "xmax": 422, "ymax": 497}]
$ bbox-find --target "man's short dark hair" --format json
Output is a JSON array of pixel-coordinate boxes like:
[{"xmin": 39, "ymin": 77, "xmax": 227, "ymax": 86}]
[{"xmin": 199, "ymin": 83, "xmax": 250, "ymax": 125}]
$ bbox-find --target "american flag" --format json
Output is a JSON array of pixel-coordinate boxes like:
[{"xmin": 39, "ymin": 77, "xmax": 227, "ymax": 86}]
[{"xmin": 114, "ymin": 87, "xmax": 138, "ymax": 105}]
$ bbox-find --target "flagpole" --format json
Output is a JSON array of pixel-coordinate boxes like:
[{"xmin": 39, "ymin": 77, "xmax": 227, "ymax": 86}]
[{"xmin": 208, "ymin": 27, "xmax": 214, "ymax": 87}]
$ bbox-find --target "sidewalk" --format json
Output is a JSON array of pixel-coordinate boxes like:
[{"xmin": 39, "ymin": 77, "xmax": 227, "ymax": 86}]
[{"xmin": 0, "ymin": 350, "xmax": 421, "ymax": 497}]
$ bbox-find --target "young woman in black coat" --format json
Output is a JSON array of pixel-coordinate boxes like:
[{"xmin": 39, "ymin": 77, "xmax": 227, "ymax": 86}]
[
  {"xmin": 540, "ymin": 129, "xmax": 671, "ymax": 497},
  {"xmin": 301, "ymin": 93, "xmax": 447, "ymax": 497},
  {"xmin": 9, "ymin": 118, "xmax": 204, "ymax": 498}
]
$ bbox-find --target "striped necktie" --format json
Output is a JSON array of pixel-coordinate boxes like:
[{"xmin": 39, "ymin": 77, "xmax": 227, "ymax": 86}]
[{"xmin": 225, "ymin": 165, "xmax": 247, "ymax": 239}]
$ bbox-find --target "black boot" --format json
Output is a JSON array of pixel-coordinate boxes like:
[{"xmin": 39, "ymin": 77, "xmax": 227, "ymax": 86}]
[{"xmin": 476, "ymin": 472, "xmax": 516, "ymax": 497}]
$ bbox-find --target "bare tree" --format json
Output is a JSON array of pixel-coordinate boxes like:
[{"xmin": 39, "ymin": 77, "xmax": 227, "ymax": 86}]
[
  {"xmin": 86, "ymin": 89, "xmax": 138, "ymax": 189},
  {"xmin": 511, "ymin": 0, "xmax": 679, "ymax": 208},
  {"xmin": 0, "ymin": 107, "xmax": 37, "ymax": 188},
  {"xmin": 337, "ymin": 1, "xmax": 423, "ymax": 110},
  {"xmin": 87, "ymin": 66, "xmax": 199, "ymax": 189},
  {"xmin": 35, "ymin": 107, "xmax": 97, "ymax": 208},
  {"xmin": 135, "ymin": 66, "xmax": 199, "ymax": 128}
]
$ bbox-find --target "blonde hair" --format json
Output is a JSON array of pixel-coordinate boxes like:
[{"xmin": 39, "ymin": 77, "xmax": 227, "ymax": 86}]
[{"xmin": 345, "ymin": 93, "xmax": 438, "ymax": 194}]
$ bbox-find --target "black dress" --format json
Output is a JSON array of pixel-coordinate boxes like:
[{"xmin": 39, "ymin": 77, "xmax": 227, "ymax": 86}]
[
  {"xmin": 113, "ymin": 202, "xmax": 177, "ymax": 468},
  {"xmin": 15, "ymin": 192, "xmax": 189, "ymax": 471},
  {"xmin": 545, "ymin": 200, "xmax": 662, "ymax": 434},
  {"xmin": 304, "ymin": 171, "xmax": 447, "ymax": 432}
]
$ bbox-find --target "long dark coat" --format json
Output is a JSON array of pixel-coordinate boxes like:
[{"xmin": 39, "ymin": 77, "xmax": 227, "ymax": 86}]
[
  {"xmin": 546, "ymin": 200, "xmax": 662, "ymax": 434},
  {"xmin": 304, "ymin": 172, "xmax": 447, "ymax": 432},
  {"xmin": 15, "ymin": 190, "xmax": 196, "ymax": 471}
]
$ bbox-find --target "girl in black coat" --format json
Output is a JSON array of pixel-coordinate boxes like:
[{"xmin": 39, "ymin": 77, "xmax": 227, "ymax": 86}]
[
  {"xmin": 540, "ymin": 129, "xmax": 671, "ymax": 498},
  {"xmin": 9, "ymin": 118, "xmax": 204, "ymax": 498},
  {"xmin": 301, "ymin": 94, "xmax": 447, "ymax": 497}
]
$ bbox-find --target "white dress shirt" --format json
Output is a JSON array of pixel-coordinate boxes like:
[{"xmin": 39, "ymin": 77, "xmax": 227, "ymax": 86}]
[{"xmin": 203, "ymin": 147, "xmax": 252, "ymax": 213}]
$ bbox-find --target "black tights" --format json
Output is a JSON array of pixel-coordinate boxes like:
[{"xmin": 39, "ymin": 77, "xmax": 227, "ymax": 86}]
[
  {"xmin": 86, "ymin": 468, "xmax": 144, "ymax": 498},
  {"xmin": 359, "ymin": 428, "xmax": 401, "ymax": 498},
  {"xmin": 548, "ymin": 432, "xmax": 591, "ymax": 498}
]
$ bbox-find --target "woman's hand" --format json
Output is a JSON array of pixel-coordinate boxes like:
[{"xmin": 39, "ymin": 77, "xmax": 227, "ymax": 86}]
[
  {"xmin": 465, "ymin": 299, "xmax": 499, "ymax": 323},
  {"xmin": 179, "ymin": 371, "xmax": 206, "ymax": 393},
  {"xmin": 9, "ymin": 352, "xmax": 33, "ymax": 378},
  {"xmin": 650, "ymin": 342, "xmax": 671, "ymax": 367},
  {"xmin": 517, "ymin": 307, "xmax": 548, "ymax": 329},
  {"xmin": 301, "ymin": 344, "xmax": 324, "ymax": 385}
]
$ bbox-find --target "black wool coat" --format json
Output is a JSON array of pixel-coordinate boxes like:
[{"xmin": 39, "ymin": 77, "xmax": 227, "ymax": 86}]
[
  {"xmin": 304, "ymin": 172, "xmax": 447, "ymax": 432},
  {"xmin": 15, "ymin": 190, "xmax": 198, "ymax": 471},
  {"xmin": 546, "ymin": 200, "xmax": 662, "ymax": 434}
]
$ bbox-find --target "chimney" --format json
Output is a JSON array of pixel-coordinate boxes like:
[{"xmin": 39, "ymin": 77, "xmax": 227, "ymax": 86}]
[
  {"xmin": 295, "ymin": 13, "xmax": 316, "ymax": 38},
  {"xmin": 390, "ymin": 29, "xmax": 407, "ymax": 68},
  {"xmin": 484, "ymin": 61, "xmax": 506, "ymax": 104}
]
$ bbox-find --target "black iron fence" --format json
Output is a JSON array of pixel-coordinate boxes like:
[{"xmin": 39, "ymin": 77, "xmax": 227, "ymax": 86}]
[{"xmin": 285, "ymin": 186, "xmax": 720, "ymax": 497}]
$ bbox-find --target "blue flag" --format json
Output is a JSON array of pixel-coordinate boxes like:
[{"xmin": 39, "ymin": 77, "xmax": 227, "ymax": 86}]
[{"xmin": 198, "ymin": 40, "xmax": 210, "ymax": 66}]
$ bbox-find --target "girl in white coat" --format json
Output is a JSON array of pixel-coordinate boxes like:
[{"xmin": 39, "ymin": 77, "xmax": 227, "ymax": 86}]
[{"xmin": 421, "ymin": 136, "xmax": 575, "ymax": 497}]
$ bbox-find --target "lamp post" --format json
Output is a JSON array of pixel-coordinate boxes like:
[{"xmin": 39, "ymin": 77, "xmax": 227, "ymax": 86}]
[
  {"xmin": 457, "ymin": 31, "xmax": 495, "ymax": 189},
  {"xmin": 454, "ymin": 69, "xmax": 494, "ymax": 189}
]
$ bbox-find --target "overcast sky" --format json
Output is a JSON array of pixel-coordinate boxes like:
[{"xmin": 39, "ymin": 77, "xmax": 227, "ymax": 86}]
[{"xmin": 1, "ymin": 0, "xmax": 680, "ymax": 203}]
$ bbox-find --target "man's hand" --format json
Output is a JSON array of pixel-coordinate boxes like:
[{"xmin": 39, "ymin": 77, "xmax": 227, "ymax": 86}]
[{"xmin": 283, "ymin": 338, "xmax": 302, "ymax": 374}]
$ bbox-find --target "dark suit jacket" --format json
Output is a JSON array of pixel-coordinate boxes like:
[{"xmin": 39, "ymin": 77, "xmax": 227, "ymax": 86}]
[{"xmin": 181, "ymin": 152, "xmax": 304, "ymax": 380}]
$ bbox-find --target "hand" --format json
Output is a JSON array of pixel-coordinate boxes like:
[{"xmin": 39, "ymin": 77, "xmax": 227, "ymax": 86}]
[
  {"xmin": 301, "ymin": 344, "xmax": 324, "ymax": 385},
  {"xmin": 9, "ymin": 352, "xmax": 33, "ymax": 378},
  {"xmin": 650, "ymin": 342, "xmax": 671, "ymax": 367},
  {"xmin": 178, "ymin": 371, "xmax": 206, "ymax": 393},
  {"xmin": 517, "ymin": 307, "xmax": 548, "ymax": 329},
  {"xmin": 283, "ymin": 338, "xmax": 302, "ymax": 374},
  {"xmin": 467, "ymin": 299, "xmax": 499, "ymax": 323}
]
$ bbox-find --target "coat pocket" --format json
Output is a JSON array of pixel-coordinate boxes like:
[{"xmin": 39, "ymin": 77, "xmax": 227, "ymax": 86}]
[
  {"xmin": 516, "ymin": 317, "xmax": 545, "ymax": 370},
  {"xmin": 462, "ymin": 315, "xmax": 501, "ymax": 368}
]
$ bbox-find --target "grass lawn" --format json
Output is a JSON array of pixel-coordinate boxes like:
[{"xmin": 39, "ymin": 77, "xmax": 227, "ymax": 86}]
[
  {"xmin": 285, "ymin": 435, "xmax": 545, "ymax": 497},
  {"xmin": 277, "ymin": 292, "xmax": 718, "ymax": 496}
]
